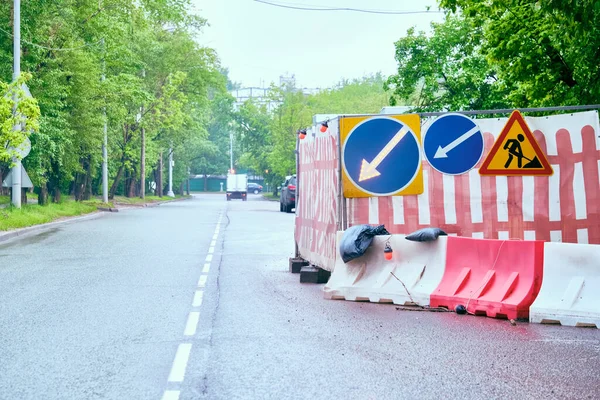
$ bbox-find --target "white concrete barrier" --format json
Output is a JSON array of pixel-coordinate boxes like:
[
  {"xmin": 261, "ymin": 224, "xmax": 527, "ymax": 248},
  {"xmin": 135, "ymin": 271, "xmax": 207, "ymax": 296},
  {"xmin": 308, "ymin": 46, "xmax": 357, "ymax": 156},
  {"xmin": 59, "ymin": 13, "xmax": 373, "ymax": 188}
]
[
  {"xmin": 323, "ymin": 231, "xmax": 447, "ymax": 306},
  {"xmin": 530, "ymin": 242, "xmax": 600, "ymax": 328}
]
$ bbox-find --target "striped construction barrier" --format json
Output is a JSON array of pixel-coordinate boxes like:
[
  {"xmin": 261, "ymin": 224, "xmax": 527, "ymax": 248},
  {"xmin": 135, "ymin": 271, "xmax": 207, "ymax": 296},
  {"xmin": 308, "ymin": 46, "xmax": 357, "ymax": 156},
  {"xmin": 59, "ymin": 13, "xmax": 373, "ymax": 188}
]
[
  {"xmin": 530, "ymin": 242, "xmax": 600, "ymax": 328},
  {"xmin": 430, "ymin": 237, "xmax": 544, "ymax": 320},
  {"xmin": 324, "ymin": 230, "xmax": 600, "ymax": 327},
  {"xmin": 323, "ymin": 232, "xmax": 447, "ymax": 306}
]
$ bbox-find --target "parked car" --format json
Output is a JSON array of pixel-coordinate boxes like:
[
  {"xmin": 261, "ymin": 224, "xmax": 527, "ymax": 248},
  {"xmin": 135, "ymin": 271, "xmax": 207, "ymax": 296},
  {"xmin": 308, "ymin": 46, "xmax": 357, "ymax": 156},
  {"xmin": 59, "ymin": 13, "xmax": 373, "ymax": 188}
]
[
  {"xmin": 247, "ymin": 182, "xmax": 263, "ymax": 194},
  {"xmin": 279, "ymin": 175, "xmax": 296, "ymax": 213}
]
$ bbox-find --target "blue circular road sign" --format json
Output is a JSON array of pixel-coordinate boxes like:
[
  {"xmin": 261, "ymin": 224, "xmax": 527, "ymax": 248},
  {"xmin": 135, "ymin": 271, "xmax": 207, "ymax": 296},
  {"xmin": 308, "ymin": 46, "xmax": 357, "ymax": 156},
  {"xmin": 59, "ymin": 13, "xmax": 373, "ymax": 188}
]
[
  {"xmin": 342, "ymin": 117, "xmax": 421, "ymax": 196},
  {"xmin": 422, "ymin": 113, "xmax": 484, "ymax": 175}
]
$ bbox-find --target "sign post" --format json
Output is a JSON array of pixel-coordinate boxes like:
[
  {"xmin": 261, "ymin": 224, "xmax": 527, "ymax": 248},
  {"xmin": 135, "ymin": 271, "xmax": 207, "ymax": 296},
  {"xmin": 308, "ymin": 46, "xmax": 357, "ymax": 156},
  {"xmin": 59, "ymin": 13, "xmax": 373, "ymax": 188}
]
[{"xmin": 11, "ymin": 0, "xmax": 21, "ymax": 208}]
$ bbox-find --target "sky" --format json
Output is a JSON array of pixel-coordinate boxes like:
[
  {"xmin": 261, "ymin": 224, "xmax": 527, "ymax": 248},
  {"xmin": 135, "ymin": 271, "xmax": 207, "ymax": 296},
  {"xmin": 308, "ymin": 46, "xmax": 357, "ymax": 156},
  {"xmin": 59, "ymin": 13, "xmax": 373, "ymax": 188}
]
[{"xmin": 190, "ymin": 0, "xmax": 445, "ymax": 89}]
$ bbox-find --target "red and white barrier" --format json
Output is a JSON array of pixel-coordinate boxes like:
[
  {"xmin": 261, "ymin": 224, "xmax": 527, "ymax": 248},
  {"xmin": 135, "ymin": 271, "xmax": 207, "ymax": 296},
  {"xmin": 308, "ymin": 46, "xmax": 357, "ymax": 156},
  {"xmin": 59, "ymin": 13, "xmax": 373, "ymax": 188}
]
[
  {"xmin": 325, "ymin": 229, "xmax": 600, "ymax": 326},
  {"xmin": 349, "ymin": 111, "xmax": 600, "ymax": 244},
  {"xmin": 294, "ymin": 119, "xmax": 340, "ymax": 272},
  {"xmin": 530, "ymin": 242, "xmax": 600, "ymax": 328},
  {"xmin": 430, "ymin": 237, "xmax": 545, "ymax": 320},
  {"xmin": 324, "ymin": 232, "xmax": 447, "ymax": 306}
]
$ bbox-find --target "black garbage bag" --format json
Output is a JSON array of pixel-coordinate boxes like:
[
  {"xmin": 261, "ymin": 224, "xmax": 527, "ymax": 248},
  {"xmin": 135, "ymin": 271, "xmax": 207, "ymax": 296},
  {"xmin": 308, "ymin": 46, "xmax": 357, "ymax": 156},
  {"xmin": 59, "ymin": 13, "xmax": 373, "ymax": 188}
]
[
  {"xmin": 405, "ymin": 227, "xmax": 447, "ymax": 242},
  {"xmin": 339, "ymin": 224, "xmax": 390, "ymax": 263}
]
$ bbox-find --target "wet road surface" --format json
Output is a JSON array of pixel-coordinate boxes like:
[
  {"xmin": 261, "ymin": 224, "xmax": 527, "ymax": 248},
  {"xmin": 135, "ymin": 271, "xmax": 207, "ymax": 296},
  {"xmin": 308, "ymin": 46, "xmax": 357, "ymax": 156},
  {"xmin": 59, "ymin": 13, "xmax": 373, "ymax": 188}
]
[{"xmin": 0, "ymin": 193, "xmax": 598, "ymax": 399}]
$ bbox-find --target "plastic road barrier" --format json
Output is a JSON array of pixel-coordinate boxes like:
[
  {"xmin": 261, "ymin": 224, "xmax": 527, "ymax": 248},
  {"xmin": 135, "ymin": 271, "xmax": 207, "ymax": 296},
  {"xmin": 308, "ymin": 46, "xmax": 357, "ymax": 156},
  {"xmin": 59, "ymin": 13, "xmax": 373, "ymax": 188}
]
[
  {"xmin": 530, "ymin": 242, "xmax": 600, "ymax": 328},
  {"xmin": 324, "ymin": 232, "xmax": 447, "ymax": 306},
  {"xmin": 430, "ymin": 236, "xmax": 544, "ymax": 319}
]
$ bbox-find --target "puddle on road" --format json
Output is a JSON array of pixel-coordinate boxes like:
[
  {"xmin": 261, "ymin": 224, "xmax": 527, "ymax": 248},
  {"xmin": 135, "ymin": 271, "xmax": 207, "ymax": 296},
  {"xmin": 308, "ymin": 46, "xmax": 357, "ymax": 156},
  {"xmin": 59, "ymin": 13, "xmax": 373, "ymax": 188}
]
[{"xmin": 0, "ymin": 228, "xmax": 60, "ymax": 250}]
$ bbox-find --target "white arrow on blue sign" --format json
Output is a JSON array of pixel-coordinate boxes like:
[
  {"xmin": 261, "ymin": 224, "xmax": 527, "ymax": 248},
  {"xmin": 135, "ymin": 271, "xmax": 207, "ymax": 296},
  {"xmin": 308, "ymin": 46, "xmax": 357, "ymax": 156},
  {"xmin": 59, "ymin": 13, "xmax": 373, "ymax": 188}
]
[
  {"xmin": 342, "ymin": 116, "xmax": 421, "ymax": 196},
  {"xmin": 422, "ymin": 113, "xmax": 484, "ymax": 175}
]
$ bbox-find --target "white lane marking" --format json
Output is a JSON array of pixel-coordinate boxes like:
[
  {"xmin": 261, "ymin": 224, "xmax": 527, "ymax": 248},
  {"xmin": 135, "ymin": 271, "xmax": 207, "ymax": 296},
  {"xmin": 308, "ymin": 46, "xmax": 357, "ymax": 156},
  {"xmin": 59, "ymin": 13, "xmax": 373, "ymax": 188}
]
[
  {"xmin": 212, "ymin": 234, "xmax": 218, "ymax": 241},
  {"xmin": 205, "ymin": 254, "xmax": 213, "ymax": 263},
  {"xmin": 184, "ymin": 312, "xmax": 200, "ymax": 336},
  {"xmin": 192, "ymin": 291, "xmax": 204, "ymax": 307},
  {"xmin": 203, "ymin": 263, "xmax": 210, "ymax": 273},
  {"xmin": 168, "ymin": 343, "xmax": 192, "ymax": 382},
  {"xmin": 208, "ymin": 246, "xmax": 215, "ymax": 254},
  {"xmin": 210, "ymin": 240, "xmax": 216, "ymax": 247},
  {"xmin": 198, "ymin": 275, "xmax": 207, "ymax": 288},
  {"xmin": 162, "ymin": 390, "xmax": 180, "ymax": 400}
]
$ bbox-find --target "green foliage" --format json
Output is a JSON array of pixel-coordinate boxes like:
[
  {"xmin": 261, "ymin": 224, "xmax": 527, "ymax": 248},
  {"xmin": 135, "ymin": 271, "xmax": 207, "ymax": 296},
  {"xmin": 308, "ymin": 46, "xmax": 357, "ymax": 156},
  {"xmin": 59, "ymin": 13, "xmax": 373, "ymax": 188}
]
[
  {"xmin": 0, "ymin": 74, "xmax": 41, "ymax": 163},
  {"xmin": 234, "ymin": 76, "xmax": 390, "ymax": 184},
  {"xmin": 385, "ymin": 16, "xmax": 511, "ymax": 112},
  {"xmin": 417, "ymin": 1, "xmax": 600, "ymax": 109},
  {"xmin": 0, "ymin": 200, "xmax": 97, "ymax": 231},
  {"xmin": 0, "ymin": 0, "xmax": 227, "ymax": 201},
  {"xmin": 308, "ymin": 74, "xmax": 389, "ymax": 114}
]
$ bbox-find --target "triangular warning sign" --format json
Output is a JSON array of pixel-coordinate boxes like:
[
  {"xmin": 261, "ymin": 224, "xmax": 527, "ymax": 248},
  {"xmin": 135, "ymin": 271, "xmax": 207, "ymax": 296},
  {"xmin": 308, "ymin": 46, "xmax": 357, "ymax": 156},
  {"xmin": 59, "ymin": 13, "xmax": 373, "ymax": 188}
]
[{"xmin": 479, "ymin": 110, "xmax": 553, "ymax": 176}]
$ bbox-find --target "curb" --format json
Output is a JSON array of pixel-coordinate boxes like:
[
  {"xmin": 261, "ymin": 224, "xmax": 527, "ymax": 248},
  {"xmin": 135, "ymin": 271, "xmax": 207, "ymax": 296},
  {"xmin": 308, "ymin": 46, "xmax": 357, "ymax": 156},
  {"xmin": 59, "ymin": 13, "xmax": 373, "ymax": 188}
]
[
  {"xmin": 262, "ymin": 195, "xmax": 280, "ymax": 202},
  {"xmin": 0, "ymin": 211, "xmax": 106, "ymax": 244},
  {"xmin": 112, "ymin": 196, "xmax": 192, "ymax": 209},
  {"xmin": 0, "ymin": 197, "xmax": 192, "ymax": 244}
]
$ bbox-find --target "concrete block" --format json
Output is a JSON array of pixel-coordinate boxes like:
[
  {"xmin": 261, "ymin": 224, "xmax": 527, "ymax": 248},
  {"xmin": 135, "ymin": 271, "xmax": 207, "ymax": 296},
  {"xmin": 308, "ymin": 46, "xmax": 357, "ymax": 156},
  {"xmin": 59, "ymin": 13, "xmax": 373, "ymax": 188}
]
[
  {"xmin": 289, "ymin": 257, "xmax": 309, "ymax": 273},
  {"xmin": 300, "ymin": 266, "xmax": 331, "ymax": 284}
]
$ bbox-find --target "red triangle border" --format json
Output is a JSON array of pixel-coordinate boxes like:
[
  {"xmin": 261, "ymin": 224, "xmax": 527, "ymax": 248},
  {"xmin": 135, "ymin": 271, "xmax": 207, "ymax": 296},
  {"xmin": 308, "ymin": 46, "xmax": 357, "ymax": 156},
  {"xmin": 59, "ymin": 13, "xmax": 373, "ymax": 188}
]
[{"xmin": 479, "ymin": 110, "xmax": 553, "ymax": 176}]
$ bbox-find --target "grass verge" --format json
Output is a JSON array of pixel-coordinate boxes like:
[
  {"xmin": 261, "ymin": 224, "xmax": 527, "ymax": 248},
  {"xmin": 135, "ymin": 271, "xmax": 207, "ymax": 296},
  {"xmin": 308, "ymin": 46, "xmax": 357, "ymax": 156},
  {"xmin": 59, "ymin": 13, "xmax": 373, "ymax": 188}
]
[
  {"xmin": 262, "ymin": 193, "xmax": 279, "ymax": 201},
  {"xmin": 112, "ymin": 194, "xmax": 189, "ymax": 205},
  {"xmin": 0, "ymin": 200, "xmax": 98, "ymax": 231},
  {"xmin": 0, "ymin": 195, "xmax": 9, "ymax": 205}
]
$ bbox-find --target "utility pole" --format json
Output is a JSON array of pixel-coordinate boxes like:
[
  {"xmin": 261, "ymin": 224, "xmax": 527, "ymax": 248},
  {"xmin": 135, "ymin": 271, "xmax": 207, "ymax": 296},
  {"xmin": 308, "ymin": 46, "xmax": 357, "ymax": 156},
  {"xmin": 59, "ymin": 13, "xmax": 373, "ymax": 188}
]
[
  {"xmin": 186, "ymin": 166, "xmax": 190, "ymax": 195},
  {"xmin": 139, "ymin": 70, "xmax": 146, "ymax": 199},
  {"xmin": 167, "ymin": 146, "xmax": 174, "ymax": 197},
  {"xmin": 101, "ymin": 38, "xmax": 108, "ymax": 204},
  {"xmin": 158, "ymin": 152, "xmax": 163, "ymax": 197},
  {"xmin": 229, "ymin": 133, "xmax": 234, "ymax": 172},
  {"xmin": 10, "ymin": 0, "xmax": 21, "ymax": 208}
]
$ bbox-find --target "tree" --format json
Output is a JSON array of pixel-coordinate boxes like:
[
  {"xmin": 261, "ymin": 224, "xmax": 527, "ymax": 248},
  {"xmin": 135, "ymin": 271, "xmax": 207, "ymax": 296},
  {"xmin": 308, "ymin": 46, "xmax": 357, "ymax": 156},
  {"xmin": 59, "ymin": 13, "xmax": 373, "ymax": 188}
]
[
  {"xmin": 385, "ymin": 15, "xmax": 511, "ymax": 113},
  {"xmin": 0, "ymin": 0, "xmax": 226, "ymax": 203},
  {"xmin": 437, "ymin": 0, "xmax": 600, "ymax": 107},
  {"xmin": 0, "ymin": 75, "xmax": 41, "ymax": 184},
  {"xmin": 233, "ymin": 75, "xmax": 391, "ymax": 186}
]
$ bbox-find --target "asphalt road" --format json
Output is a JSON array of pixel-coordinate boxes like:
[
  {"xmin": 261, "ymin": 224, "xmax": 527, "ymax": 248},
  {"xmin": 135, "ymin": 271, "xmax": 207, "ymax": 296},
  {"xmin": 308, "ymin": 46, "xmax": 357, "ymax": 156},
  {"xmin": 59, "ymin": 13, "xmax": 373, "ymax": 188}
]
[{"xmin": 0, "ymin": 193, "xmax": 598, "ymax": 400}]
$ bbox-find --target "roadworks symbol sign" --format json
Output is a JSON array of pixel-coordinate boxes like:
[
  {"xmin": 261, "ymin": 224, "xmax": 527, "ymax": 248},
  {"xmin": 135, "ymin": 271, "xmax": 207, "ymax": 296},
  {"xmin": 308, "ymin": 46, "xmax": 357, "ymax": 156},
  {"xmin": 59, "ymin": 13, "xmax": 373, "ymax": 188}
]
[{"xmin": 479, "ymin": 110, "xmax": 553, "ymax": 176}]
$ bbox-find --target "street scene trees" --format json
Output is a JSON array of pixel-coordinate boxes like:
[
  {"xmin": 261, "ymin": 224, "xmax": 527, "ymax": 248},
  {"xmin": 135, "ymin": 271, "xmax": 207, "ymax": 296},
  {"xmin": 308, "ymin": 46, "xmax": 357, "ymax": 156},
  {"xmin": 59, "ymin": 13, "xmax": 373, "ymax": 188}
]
[{"xmin": 1, "ymin": 2, "xmax": 599, "ymax": 400}]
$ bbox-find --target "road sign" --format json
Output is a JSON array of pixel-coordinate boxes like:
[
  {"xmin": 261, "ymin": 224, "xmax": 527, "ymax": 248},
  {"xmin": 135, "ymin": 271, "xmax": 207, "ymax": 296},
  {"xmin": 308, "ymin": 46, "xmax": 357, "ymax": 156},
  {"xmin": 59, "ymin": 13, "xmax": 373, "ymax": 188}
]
[
  {"xmin": 423, "ymin": 113, "xmax": 484, "ymax": 175},
  {"xmin": 9, "ymin": 136, "xmax": 31, "ymax": 159},
  {"xmin": 479, "ymin": 110, "xmax": 553, "ymax": 176},
  {"xmin": 341, "ymin": 115, "xmax": 423, "ymax": 198},
  {"xmin": 2, "ymin": 164, "xmax": 33, "ymax": 188}
]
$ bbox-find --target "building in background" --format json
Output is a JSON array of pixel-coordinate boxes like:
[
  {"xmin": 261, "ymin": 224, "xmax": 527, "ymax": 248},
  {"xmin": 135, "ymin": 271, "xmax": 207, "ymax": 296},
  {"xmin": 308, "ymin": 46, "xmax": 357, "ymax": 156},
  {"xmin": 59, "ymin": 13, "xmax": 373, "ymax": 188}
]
[{"xmin": 229, "ymin": 74, "xmax": 322, "ymax": 112}]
